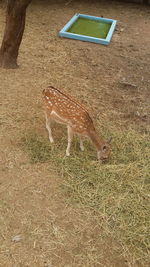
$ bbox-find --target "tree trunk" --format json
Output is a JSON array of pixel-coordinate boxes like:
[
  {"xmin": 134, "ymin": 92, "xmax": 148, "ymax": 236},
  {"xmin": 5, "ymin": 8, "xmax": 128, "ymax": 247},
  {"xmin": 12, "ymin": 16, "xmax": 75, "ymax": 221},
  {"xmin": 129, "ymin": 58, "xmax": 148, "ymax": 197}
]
[
  {"xmin": 143, "ymin": 0, "xmax": 149, "ymax": 4},
  {"xmin": 0, "ymin": 0, "xmax": 32, "ymax": 69}
]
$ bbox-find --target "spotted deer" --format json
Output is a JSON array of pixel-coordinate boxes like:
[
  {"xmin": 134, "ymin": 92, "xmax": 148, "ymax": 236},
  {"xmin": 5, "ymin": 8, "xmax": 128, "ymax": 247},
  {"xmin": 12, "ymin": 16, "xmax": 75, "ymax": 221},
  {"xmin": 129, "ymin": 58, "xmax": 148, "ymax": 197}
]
[{"xmin": 42, "ymin": 86, "xmax": 112, "ymax": 161}]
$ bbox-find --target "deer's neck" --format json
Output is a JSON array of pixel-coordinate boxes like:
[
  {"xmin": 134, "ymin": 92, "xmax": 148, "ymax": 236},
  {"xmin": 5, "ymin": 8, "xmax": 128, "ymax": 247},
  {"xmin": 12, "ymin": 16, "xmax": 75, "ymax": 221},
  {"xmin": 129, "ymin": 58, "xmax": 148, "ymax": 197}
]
[{"xmin": 89, "ymin": 130, "xmax": 105, "ymax": 151}]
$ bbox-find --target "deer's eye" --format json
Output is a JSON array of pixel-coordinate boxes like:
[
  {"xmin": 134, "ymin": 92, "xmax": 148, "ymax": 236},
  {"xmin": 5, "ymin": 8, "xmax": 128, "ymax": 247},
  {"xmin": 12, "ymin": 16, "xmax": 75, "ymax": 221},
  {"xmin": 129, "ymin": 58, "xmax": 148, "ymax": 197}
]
[{"xmin": 103, "ymin": 145, "xmax": 107, "ymax": 151}]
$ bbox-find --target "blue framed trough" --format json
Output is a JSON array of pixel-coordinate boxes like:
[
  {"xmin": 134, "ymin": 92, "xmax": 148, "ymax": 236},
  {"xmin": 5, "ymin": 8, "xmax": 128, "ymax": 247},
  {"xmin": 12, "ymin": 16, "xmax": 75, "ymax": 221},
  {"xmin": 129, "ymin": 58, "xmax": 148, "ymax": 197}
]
[{"xmin": 59, "ymin": 13, "xmax": 117, "ymax": 45}]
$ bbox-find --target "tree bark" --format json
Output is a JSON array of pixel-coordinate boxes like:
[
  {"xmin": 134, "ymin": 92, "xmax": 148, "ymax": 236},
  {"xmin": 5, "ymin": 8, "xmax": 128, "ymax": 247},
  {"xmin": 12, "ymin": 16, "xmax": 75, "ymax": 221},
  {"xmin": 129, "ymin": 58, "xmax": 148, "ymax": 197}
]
[
  {"xmin": 143, "ymin": 0, "xmax": 149, "ymax": 4},
  {"xmin": 0, "ymin": 0, "xmax": 32, "ymax": 69}
]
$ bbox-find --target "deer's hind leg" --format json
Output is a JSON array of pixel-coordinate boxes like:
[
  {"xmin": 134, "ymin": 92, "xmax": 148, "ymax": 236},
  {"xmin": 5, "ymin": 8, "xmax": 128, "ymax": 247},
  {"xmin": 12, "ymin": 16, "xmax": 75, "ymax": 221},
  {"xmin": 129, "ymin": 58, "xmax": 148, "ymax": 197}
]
[
  {"xmin": 66, "ymin": 126, "xmax": 73, "ymax": 156},
  {"xmin": 45, "ymin": 111, "xmax": 54, "ymax": 143}
]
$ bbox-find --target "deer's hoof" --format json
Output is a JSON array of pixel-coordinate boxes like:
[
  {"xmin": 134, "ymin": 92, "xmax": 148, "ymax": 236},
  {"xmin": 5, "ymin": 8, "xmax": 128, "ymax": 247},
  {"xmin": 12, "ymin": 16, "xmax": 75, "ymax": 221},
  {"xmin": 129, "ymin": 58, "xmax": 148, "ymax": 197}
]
[{"xmin": 66, "ymin": 151, "xmax": 70, "ymax": 157}]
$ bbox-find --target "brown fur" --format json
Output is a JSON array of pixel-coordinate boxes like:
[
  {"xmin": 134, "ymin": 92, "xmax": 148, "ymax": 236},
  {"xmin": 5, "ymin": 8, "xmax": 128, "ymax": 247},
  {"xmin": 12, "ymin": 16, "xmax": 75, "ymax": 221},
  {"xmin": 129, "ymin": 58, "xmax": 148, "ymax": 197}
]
[{"xmin": 43, "ymin": 86, "xmax": 111, "ymax": 160}]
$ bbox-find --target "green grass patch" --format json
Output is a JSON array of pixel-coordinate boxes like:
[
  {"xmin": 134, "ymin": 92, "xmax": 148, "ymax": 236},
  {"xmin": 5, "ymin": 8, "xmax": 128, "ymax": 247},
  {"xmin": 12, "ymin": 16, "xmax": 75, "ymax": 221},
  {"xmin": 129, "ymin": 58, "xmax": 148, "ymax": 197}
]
[
  {"xmin": 21, "ymin": 128, "xmax": 150, "ymax": 266},
  {"xmin": 21, "ymin": 134, "xmax": 52, "ymax": 163}
]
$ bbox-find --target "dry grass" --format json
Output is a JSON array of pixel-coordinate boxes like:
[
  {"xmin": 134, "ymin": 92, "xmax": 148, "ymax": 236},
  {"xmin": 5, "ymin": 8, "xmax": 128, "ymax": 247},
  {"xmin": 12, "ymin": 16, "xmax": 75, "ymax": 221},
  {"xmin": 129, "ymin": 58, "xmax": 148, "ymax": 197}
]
[
  {"xmin": 21, "ymin": 121, "xmax": 150, "ymax": 266},
  {"xmin": 0, "ymin": 0, "xmax": 150, "ymax": 266}
]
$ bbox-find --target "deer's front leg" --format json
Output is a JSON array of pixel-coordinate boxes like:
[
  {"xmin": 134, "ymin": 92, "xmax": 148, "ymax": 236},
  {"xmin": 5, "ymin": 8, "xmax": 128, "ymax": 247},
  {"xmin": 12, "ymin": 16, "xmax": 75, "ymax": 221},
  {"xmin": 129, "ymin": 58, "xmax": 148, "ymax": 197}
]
[
  {"xmin": 45, "ymin": 112, "xmax": 54, "ymax": 143},
  {"xmin": 79, "ymin": 136, "xmax": 84, "ymax": 151},
  {"xmin": 66, "ymin": 126, "xmax": 73, "ymax": 156}
]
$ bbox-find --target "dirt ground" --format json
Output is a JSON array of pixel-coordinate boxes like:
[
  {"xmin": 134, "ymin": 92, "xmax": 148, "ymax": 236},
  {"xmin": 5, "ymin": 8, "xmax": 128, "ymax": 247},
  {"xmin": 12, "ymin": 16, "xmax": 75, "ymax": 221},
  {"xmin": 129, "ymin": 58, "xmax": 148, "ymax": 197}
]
[{"xmin": 0, "ymin": 0, "xmax": 149, "ymax": 266}]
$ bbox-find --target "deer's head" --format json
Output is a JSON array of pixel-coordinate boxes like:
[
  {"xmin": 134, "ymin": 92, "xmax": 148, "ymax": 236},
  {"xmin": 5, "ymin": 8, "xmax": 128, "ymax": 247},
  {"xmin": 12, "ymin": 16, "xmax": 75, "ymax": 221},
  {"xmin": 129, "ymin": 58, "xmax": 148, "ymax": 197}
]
[{"xmin": 97, "ymin": 137, "xmax": 112, "ymax": 161}]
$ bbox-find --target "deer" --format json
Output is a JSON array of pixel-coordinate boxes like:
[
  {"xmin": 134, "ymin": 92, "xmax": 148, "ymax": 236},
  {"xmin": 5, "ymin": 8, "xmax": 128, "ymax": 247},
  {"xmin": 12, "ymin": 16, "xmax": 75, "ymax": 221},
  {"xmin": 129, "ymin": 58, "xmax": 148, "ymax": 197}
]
[{"xmin": 42, "ymin": 86, "xmax": 112, "ymax": 161}]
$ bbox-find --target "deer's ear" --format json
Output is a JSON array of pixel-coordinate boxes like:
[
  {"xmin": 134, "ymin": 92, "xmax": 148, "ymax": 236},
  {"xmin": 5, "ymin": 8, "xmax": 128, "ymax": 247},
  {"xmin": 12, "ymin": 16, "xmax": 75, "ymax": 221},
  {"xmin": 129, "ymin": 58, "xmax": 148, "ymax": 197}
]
[
  {"xmin": 107, "ymin": 137, "xmax": 112, "ymax": 144},
  {"xmin": 102, "ymin": 145, "xmax": 107, "ymax": 151}
]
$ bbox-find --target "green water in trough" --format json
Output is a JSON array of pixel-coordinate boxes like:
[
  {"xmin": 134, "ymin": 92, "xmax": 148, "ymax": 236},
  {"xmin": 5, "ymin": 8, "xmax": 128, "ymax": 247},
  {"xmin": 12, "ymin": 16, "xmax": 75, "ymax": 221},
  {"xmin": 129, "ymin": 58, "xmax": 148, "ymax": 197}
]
[{"xmin": 67, "ymin": 18, "xmax": 111, "ymax": 39}]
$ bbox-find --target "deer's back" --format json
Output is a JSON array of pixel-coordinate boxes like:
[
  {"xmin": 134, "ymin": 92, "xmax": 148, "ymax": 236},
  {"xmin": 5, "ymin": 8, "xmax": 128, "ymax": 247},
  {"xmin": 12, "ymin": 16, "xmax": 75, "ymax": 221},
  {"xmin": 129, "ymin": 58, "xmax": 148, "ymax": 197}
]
[{"xmin": 43, "ymin": 86, "xmax": 95, "ymax": 134}]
